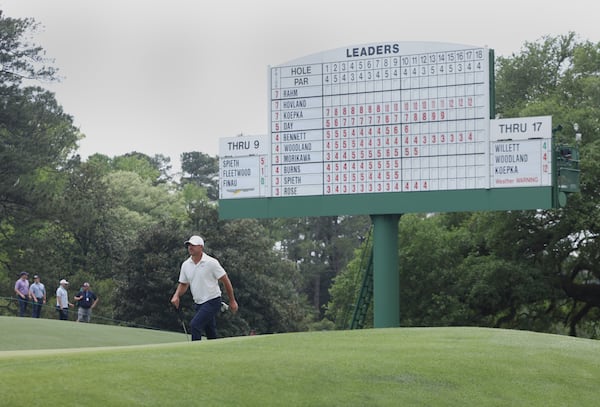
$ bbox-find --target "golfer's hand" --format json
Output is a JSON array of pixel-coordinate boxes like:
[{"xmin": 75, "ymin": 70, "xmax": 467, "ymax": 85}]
[
  {"xmin": 170, "ymin": 295, "xmax": 180, "ymax": 309},
  {"xmin": 229, "ymin": 299, "xmax": 239, "ymax": 314}
]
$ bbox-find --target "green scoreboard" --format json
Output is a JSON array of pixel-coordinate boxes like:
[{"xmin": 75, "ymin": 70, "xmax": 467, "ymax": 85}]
[{"xmin": 219, "ymin": 42, "xmax": 558, "ymax": 219}]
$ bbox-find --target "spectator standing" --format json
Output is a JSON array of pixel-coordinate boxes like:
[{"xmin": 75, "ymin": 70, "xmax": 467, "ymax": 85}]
[
  {"xmin": 14, "ymin": 272, "xmax": 30, "ymax": 317},
  {"xmin": 74, "ymin": 282, "xmax": 98, "ymax": 322},
  {"xmin": 55, "ymin": 279, "xmax": 73, "ymax": 320},
  {"xmin": 29, "ymin": 275, "xmax": 46, "ymax": 318}
]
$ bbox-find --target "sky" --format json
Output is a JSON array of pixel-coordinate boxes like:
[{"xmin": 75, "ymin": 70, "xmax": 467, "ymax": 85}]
[{"xmin": 1, "ymin": 0, "xmax": 599, "ymax": 173}]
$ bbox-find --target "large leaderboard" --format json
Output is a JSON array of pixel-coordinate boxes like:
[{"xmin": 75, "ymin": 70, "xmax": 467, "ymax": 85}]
[
  {"xmin": 219, "ymin": 42, "xmax": 558, "ymax": 219},
  {"xmin": 270, "ymin": 42, "xmax": 490, "ymax": 197}
]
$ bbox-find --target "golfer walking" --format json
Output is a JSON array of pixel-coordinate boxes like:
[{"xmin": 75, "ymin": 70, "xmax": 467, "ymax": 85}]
[{"xmin": 170, "ymin": 235, "xmax": 238, "ymax": 341}]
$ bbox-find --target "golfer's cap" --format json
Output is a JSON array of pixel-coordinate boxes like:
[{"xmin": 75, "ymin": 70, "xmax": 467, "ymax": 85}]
[
  {"xmin": 83, "ymin": 282, "xmax": 90, "ymax": 287},
  {"xmin": 60, "ymin": 279, "xmax": 69, "ymax": 285},
  {"xmin": 33, "ymin": 275, "xmax": 40, "ymax": 279},
  {"xmin": 185, "ymin": 235, "xmax": 204, "ymax": 246},
  {"xmin": 19, "ymin": 271, "xmax": 28, "ymax": 276}
]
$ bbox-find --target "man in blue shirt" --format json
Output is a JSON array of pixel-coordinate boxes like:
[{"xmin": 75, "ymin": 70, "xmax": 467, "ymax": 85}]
[{"xmin": 29, "ymin": 275, "xmax": 46, "ymax": 318}]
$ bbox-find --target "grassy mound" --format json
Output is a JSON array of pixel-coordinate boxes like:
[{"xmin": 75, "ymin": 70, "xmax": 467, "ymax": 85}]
[
  {"xmin": 0, "ymin": 316, "xmax": 185, "ymax": 351},
  {"xmin": 1, "ymin": 317, "xmax": 598, "ymax": 406}
]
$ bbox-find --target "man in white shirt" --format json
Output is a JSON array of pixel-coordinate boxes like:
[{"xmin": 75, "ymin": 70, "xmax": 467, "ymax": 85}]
[
  {"xmin": 56, "ymin": 279, "xmax": 73, "ymax": 320},
  {"xmin": 170, "ymin": 235, "xmax": 238, "ymax": 341}
]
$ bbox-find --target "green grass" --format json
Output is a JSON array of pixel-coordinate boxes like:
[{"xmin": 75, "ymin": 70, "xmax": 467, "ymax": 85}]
[
  {"xmin": 0, "ymin": 316, "xmax": 185, "ymax": 351},
  {"xmin": 1, "ymin": 317, "xmax": 599, "ymax": 406}
]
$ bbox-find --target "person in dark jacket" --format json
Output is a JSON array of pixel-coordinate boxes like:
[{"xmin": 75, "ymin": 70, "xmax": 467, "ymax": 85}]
[{"xmin": 74, "ymin": 282, "xmax": 98, "ymax": 323}]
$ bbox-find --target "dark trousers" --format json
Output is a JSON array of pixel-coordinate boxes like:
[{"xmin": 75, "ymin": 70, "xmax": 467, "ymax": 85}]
[
  {"xmin": 57, "ymin": 307, "xmax": 69, "ymax": 320},
  {"xmin": 190, "ymin": 297, "xmax": 221, "ymax": 341},
  {"xmin": 32, "ymin": 298, "xmax": 43, "ymax": 318},
  {"xmin": 17, "ymin": 296, "xmax": 28, "ymax": 317}
]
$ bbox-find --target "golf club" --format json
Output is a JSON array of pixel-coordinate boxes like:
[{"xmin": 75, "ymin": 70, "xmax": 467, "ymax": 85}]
[{"xmin": 175, "ymin": 306, "xmax": 190, "ymax": 342}]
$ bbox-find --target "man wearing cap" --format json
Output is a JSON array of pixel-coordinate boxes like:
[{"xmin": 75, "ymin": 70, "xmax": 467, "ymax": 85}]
[
  {"xmin": 74, "ymin": 282, "xmax": 98, "ymax": 323},
  {"xmin": 56, "ymin": 279, "xmax": 73, "ymax": 320},
  {"xmin": 170, "ymin": 235, "xmax": 238, "ymax": 341},
  {"xmin": 29, "ymin": 275, "xmax": 46, "ymax": 318},
  {"xmin": 14, "ymin": 272, "xmax": 30, "ymax": 317}
]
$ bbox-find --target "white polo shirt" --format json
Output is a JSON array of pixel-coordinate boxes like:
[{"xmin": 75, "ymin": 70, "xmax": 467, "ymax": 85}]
[
  {"xmin": 178, "ymin": 253, "xmax": 226, "ymax": 304},
  {"xmin": 56, "ymin": 286, "xmax": 68, "ymax": 308}
]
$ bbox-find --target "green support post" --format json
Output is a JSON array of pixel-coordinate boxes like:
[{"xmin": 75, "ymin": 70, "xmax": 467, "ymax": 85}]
[{"xmin": 371, "ymin": 214, "xmax": 401, "ymax": 328}]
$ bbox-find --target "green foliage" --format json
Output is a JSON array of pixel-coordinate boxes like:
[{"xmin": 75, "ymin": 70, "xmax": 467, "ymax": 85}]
[
  {"xmin": 180, "ymin": 151, "xmax": 219, "ymax": 200},
  {"xmin": 307, "ymin": 318, "xmax": 335, "ymax": 331},
  {"xmin": 493, "ymin": 34, "xmax": 600, "ymax": 335},
  {"xmin": 106, "ymin": 171, "xmax": 184, "ymax": 221},
  {"xmin": 112, "ymin": 153, "xmax": 160, "ymax": 182},
  {"xmin": 218, "ymin": 218, "xmax": 313, "ymax": 334},
  {"xmin": 327, "ymin": 204, "xmax": 594, "ymax": 335},
  {"xmin": 114, "ymin": 221, "xmax": 186, "ymax": 331},
  {"xmin": 112, "ymin": 152, "xmax": 171, "ymax": 183},
  {"xmin": 495, "ymin": 33, "xmax": 577, "ymax": 117},
  {"xmin": 277, "ymin": 215, "xmax": 371, "ymax": 317},
  {"xmin": 181, "ymin": 182, "xmax": 209, "ymax": 230},
  {"xmin": 0, "ymin": 12, "xmax": 76, "ymax": 222},
  {"xmin": 84, "ymin": 152, "xmax": 172, "ymax": 183},
  {"xmin": 456, "ymin": 255, "xmax": 548, "ymax": 328},
  {"xmin": 47, "ymin": 159, "xmax": 115, "ymax": 277},
  {"xmin": 0, "ymin": 13, "xmax": 80, "ymax": 301},
  {"xmin": 0, "ymin": 12, "xmax": 57, "ymax": 85},
  {"xmin": 0, "ymin": 86, "xmax": 79, "ymax": 219},
  {"xmin": 397, "ymin": 214, "xmax": 473, "ymax": 326},
  {"xmin": 326, "ymin": 245, "xmax": 372, "ymax": 329}
]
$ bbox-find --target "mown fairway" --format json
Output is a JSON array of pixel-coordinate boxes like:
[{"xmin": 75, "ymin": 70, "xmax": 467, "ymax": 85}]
[{"xmin": 1, "ymin": 317, "xmax": 598, "ymax": 406}]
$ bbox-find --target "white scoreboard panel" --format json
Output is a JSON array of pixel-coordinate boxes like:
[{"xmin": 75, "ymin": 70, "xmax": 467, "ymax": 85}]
[
  {"xmin": 489, "ymin": 116, "xmax": 553, "ymax": 188},
  {"xmin": 219, "ymin": 135, "xmax": 270, "ymax": 199},
  {"xmin": 269, "ymin": 42, "xmax": 491, "ymax": 198}
]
